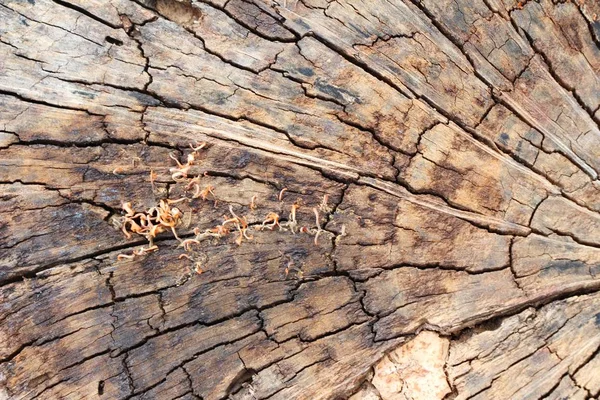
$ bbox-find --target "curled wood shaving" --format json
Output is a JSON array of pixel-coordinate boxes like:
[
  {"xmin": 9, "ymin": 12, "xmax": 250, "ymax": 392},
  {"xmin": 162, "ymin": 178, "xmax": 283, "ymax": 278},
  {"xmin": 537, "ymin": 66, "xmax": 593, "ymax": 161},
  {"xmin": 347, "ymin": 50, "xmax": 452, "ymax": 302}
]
[
  {"xmin": 117, "ymin": 199, "xmax": 183, "ymax": 248},
  {"xmin": 113, "ymin": 141, "xmax": 344, "ymax": 273},
  {"xmin": 284, "ymin": 202, "xmax": 300, "ymax": 234},
  {"xmin": 261, "ymin": 212, "xmax": 280, "ymax": 230},
  {"xmin": 278, "ymin": 187, "xmax": 288, "ymax": 202},
  {"xmin": 312, "ymin": 207, "xmax": 323, "ymax": 245},
  {"xmin": 117, "ymin": 245, "xmax": 158, "ymax": 260}
]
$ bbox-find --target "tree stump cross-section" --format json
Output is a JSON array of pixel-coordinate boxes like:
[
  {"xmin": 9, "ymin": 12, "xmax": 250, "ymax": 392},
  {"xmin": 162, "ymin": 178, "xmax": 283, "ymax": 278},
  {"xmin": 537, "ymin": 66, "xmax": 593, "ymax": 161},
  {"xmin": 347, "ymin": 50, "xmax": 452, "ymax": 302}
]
[{"xmin": 1, "ymin": 0, "xmax": 600, "ymax": 399}]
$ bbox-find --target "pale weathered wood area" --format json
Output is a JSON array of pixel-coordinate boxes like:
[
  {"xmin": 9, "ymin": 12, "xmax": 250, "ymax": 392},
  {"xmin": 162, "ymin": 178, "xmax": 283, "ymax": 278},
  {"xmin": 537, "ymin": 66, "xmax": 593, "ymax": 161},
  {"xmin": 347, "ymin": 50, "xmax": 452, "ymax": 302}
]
[{"xmin": 1, "ymin": 0, "xmax": 600, "ymax": 399}]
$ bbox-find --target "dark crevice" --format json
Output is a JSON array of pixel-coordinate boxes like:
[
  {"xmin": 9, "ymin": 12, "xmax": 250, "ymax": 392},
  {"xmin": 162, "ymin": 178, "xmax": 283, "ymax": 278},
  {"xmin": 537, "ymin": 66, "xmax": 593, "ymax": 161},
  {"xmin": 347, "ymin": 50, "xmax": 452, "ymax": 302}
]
[
  {"xmin": 527, "ymin": 192, "xmax": 550, "ymax": 228},
  {"xmin": 377, "ymin": 278, "xmax": 600, "ymax": 345},
  {"xmin": 333, "ymin": 113, "xmax": 413, "ymax": 157},
  {"xmin": 461, "ymin": 308, "xmax": 578, "ymax": 400},
  {"xmin": 11, "ymin": 137, "xmax": 141, "ymax": 149},
  {"xmin": 306, "ymin": 33, "xmax": 413, "ymax": 99},
  {"xmin": 127, "ymin": 24, "xmax": 154, "ymax": 92},
  {"xmin": 0, "ymin": 238, "xmax": 152, "ymax": 288},
  {"xmin": 13, "ymin": 52, "xmax": 47, "ymax": 64},
  {"xmin": 5, "ymin": 132, "xmax": 176, "ymax": 153},
  {"xmin": 224, "ymin": 353, "xmax": 257, "ymax": 397},
  {"xmin": 0, "ymin": 3, "xmax": 104, "ymax": 46},
  {"xmin": 376, "ymin": 259, "xmax": 512, "ymax": 276},
  {"xmin": 105, "ymin": 36, "xmax": 124, "ymax": 46},
  {"xmin": 0, "ymin": 89, "xmax": 106, "ymax": 116},
  {"xmin": 181, "ymin": 366, "xmax": 201, "ymax": 399},
  {"xmin": 50, "ymin": 76, "xmax": 151, "ymax": 98},
  {"xmin": 144, "ymin": 85, "xmax": 345, "ymax": 154},
  {"xmin": 508, "ymin": 237, "xmax": 523, "ymax": 290},
  {"xmin": 51, "ymin": 0, "xmax": 122, "ymax": 29},
  {"xmin": 0, "ymin": 324, "xmax": 98, "ymax": 364},
  {"xmin": 121, "ymin": 352, "xmax": 135, "ymax": 396},
  {"xmin": 110, "ymin": 290, "xmax": 299, "ymax": 360},
  {"xmin": 31, "ymin": 378, "xmax": 70, "ymax": 399},
  {"xmin": 545, "ymin": 227, "xmax": 600, "ymax": 250},
  {"xmin": 405, "ymin": 0, "xmax": 600, "ymax": 188},
  {"xmin": 403, "ymin": 1, "xmax": 520, "ymax": 152},
  {"xmin": 196, "ymin": 0, "xmax": 298, "ymax": 43},
  {"xmin": 537, "ymin": 372, "xmax": 571, "ymax": 399},
  {"xmin": 122, "ymin": 324, "xmax": 262, "ymax": 399},
  {"xmin": 570, "ymin": 341, "xmax": 600, "ymax": 383},
  {"xmin": 491, "ymin": 91, "xmax": 598, "ymax": 180},
  {"xmin": 406, "ymin": 1, "xmax": 600, "ymax": 192},
  {"xmin": 514, "ymin": 25, "xmax": 600, "ymax": 128},
  {"xmin": 139, "ymin": 1, "xmax": 268, "ymax": 75},
  {"xmin": 0, "ymin": 37, "xmax": 19, "ymax": 50},
  {"xmin": 304, "ymin": 160, "xmax": 529, "ymax": 236},
  {"xmin": 576, "ymin": 4, "xmax": 600, "ymax": 47}
]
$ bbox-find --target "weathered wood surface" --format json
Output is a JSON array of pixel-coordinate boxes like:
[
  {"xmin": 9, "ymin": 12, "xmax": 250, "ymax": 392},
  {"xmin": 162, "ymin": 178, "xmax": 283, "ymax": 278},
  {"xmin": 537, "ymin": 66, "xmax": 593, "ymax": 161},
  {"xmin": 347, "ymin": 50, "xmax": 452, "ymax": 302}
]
[{"xmin": 1, "ymin": 0, "xmax": 600, "ymax": 399}]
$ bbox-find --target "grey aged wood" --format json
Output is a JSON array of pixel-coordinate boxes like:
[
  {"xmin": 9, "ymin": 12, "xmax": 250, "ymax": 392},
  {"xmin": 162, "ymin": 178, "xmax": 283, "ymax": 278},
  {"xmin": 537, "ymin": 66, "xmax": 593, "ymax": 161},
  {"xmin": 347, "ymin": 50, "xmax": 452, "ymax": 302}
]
[{"xmin": 1, "ymin": 0, "xmax": 599, "ymax": 399}]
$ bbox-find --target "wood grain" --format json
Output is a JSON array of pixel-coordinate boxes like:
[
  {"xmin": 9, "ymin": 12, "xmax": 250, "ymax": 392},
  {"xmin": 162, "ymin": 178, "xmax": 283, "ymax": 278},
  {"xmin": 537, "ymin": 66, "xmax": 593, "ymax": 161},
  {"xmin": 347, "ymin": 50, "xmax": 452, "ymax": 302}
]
[{"xmin": 1, "ymin": 0, "xmax": 599, "ymax": 399}]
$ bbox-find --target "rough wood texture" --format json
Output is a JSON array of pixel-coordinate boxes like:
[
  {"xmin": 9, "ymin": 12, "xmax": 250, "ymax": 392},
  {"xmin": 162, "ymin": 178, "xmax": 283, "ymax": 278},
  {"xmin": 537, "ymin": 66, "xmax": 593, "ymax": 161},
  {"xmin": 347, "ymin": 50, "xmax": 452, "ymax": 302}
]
[{"xmin": 1, "ymin": 0, "xmax": 599, "ymax": 399}]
